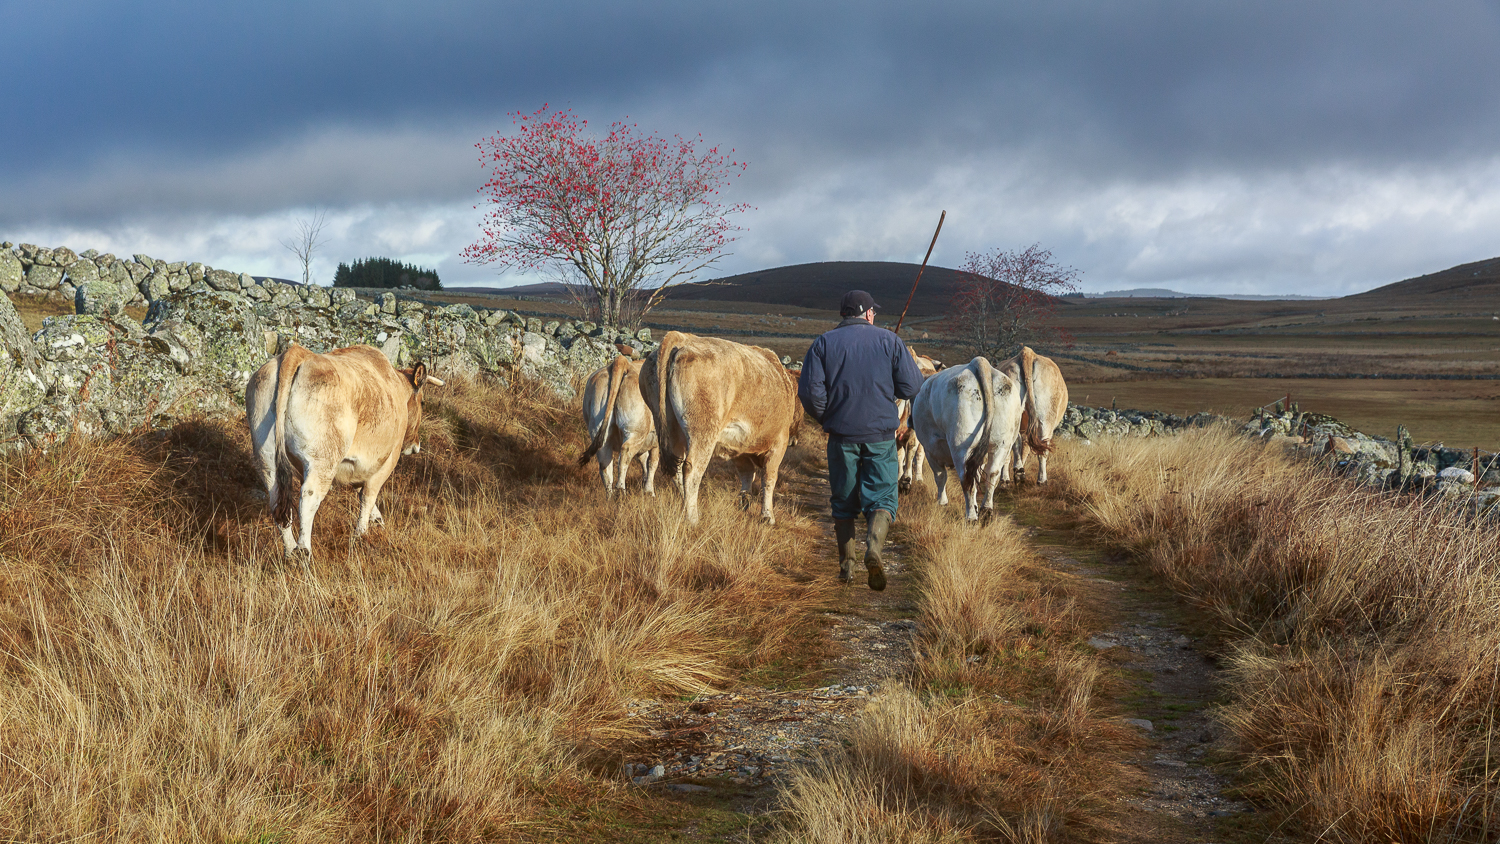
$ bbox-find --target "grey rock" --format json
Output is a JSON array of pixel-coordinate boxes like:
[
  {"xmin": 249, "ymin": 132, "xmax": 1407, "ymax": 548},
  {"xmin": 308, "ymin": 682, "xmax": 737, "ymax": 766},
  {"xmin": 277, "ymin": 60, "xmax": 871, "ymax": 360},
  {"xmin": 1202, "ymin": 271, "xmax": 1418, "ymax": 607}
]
[
  {"xmin": 1437, "ymin": 466, "xmax": 1475, "ymax": 484},
  {"xmin": 75, "ymin": 281, "xmax": 127, "ymax": 317},
  {"xmin": 133, "ymin": 254, "xmax": 156, "ymax": 270},
  {"xmin": 378, "ymin": 292, "xmax": 397, "ymax": 315},
  {"xmin": 543, "ymin": 320, "xmax": 560, "ymax": 335},
  {"xmin": 26, "ymin": 265, "xmax": 63, "ymax": 290},
  {"xmin": 64, "ymin": 259, "xmax": 99, "ymax": 287},
  {"xmin": 204, "ymin": 269, "xmax": 240, "ymax": 292},
  {"xmin": 1087, "ymin": 636, "xmax": 1116, "ymax": 650},
  {"xmin": 238, "ymin": 272, "xmax": 257, "ymax": 290},
  {"xmin": 0, "ymin": 250, "xmax": 22, "ymax": 293},
  {"xmin": 525, "ymin": 317, "xmax": 545, "ymax": 334},
  {"xmin": 1124, "ymin": 719, "xmax": 1154, "ymax": 731},
  {"xmin": 636, "ymin": 327, "xmax": 652, "ymax": 342}
]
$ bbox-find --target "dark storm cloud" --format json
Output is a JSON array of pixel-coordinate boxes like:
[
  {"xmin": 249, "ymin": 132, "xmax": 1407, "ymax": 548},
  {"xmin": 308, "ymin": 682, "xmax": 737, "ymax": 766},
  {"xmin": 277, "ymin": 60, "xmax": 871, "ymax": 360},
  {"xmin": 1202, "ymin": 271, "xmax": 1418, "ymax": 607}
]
[{"xmin": 5, "ymin": 0, "xmax": 1500, "ymax": 292}]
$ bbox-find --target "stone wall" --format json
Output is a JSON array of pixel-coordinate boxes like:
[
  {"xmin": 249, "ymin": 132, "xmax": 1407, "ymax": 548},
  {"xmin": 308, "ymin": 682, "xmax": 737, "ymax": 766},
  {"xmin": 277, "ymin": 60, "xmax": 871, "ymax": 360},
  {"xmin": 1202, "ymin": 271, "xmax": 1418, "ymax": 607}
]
[
  {"xmin": 0, "ymin": 242, "xmax": 665, "ymax": 452},
  {"xmin": 1054, "ymin": 400, "xmax": 1500, "ymax": 510}
]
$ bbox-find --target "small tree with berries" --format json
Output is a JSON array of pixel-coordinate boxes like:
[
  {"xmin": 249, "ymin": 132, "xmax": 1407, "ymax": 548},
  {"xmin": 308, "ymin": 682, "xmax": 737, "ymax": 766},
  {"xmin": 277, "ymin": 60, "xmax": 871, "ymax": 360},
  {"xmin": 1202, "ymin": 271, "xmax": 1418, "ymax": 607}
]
[
  {"xmin": 462, "ymin": 106, "xmax": 749, "ymax": 327},
  {"xmin": 949, "ymin": 243, "xmax": 1080, "ymax": 360}
]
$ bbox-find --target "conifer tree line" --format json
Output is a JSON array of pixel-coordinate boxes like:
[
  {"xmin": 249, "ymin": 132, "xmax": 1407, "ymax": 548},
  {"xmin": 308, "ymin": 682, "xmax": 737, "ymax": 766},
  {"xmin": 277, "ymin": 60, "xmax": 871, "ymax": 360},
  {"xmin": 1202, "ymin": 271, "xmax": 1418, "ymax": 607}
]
[{"xmin": 332, "ymin": 257, "xmax": 443, "ymax": 290}]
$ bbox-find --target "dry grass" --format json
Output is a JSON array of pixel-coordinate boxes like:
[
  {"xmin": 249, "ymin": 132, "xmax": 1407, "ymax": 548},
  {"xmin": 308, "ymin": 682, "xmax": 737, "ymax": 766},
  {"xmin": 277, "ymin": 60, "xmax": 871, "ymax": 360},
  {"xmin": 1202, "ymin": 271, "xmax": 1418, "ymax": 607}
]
[
  {"xmin": 0, "ymin": 374, "xmax": 828, "ymax": 841},
  {"xmin": 772, "ymin": 494, "xmax": 1139, "ymax": 843},
  {"xmin": 1046, "ymin": 427, "xmax": 1500, "ymax": 841}
]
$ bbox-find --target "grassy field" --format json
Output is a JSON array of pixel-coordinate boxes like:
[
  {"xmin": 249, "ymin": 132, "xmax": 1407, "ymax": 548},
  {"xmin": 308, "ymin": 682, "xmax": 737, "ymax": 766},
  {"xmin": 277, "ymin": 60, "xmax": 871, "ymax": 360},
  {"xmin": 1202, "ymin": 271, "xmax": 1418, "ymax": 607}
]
[
  {"xmin": 1067, "ymin": 377, "xmax": 1500, "ymax": 450},
  {"xmin": 1046, "ymin": 429, "xmax": 1500, "ymax": 841}
]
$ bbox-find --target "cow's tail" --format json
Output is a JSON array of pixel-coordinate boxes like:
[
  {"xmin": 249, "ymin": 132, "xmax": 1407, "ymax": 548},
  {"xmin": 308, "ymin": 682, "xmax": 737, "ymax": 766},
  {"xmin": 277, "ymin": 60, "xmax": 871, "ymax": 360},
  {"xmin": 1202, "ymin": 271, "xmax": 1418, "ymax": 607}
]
[
  {"xmin": 1017, "ymin": 346, "xmax": 1054, "ymax": 454},
  {"xmin": 653, "ymin": 332, "xmax": 688, "ymax": 478},
  {"xmin": 964, "ymin": 356, "xmax": 999, "ymax": 479},
  {"xmin": 577, "ymin": 355, "xmax": 632, "ymax": 467},
  {"xmin": 271, "ymin": 344, "xmax": 309, "ymax": 528}
]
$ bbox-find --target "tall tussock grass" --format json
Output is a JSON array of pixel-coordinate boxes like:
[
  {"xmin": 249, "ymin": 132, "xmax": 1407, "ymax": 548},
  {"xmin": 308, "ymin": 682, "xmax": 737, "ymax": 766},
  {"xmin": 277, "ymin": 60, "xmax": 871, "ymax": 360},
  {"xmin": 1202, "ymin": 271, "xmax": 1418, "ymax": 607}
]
[
  {"xmin": 774, "ymin": 493, "xmax": 1138, "ymax": 843},
  {"xmin": 0, "ymin": 374, "xmax": 827, "ymax": 841},
  {"xmin": 1049, "ymin": 427, "xmax": 1500, "ymax": 841}
]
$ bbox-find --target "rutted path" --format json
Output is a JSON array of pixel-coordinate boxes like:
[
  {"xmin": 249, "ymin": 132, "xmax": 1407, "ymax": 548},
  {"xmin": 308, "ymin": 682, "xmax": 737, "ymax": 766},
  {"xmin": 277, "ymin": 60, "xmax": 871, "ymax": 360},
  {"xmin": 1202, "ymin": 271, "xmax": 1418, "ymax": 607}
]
[
  {"xmin": 1027, "ymin": 537, "xmax": 1263, "ymax": 842},
  {"xmin": 618, "ymin": 456, "xmax": 1279, "ymax": 842},
  {"xmin": 618, "ymin": 451, "xmax": 923, "ymax": 826}
]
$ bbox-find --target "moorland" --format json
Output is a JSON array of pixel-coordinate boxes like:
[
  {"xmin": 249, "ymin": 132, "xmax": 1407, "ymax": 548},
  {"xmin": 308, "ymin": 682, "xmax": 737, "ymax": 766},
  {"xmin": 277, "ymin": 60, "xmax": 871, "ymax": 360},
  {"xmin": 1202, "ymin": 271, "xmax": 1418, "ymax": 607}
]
[{"xmin": 436, "ymin": 255, "xmax": 1500, "ymax": 449}]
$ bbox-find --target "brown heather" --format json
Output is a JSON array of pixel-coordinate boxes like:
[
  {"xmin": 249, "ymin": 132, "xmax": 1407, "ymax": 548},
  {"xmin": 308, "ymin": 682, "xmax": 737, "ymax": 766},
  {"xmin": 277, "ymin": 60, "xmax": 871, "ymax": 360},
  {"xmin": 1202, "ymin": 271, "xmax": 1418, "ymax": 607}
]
[
  {"xmin": 772, "ymin": 493, "xmax": 1140, "ymax": 843},
  {"xmin": 0, "ymin": 375, "xmax": 828, "ymax": 841},
  {"xmin": 1046, "ymin": 427, "xmax": 1500, "ymax": 842}
]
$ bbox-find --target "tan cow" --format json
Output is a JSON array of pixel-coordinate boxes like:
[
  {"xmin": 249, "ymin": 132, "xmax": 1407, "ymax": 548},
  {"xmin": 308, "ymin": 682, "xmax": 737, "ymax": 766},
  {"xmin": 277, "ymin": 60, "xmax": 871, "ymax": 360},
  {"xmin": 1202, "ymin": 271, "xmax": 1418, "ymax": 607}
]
[
  {"xmin": 999, "ymin": 346, "xmax": 1069, "ymax": 484},
  {"xmin": 577, "ymin": 355, "xmax": 659, "ymax": 495},
  {"xmin": 895, "ymin": 350, "xmax": 944, "ymax": 492},
  {"xmin": 246, "ymin": 343, "xmax": 442, "ymax": 558},
  {"xmin": 639, "ymin": 331, "xmax": 801, "ymax": 524}
]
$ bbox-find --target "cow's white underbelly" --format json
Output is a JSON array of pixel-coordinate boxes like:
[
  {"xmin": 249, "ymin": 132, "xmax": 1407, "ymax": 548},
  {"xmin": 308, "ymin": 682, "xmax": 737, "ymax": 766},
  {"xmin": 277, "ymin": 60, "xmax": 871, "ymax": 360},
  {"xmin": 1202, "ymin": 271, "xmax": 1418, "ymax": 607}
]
[
  {"xmin": 718, "ymin": 419, "xmax": 754, "ymax": 452},
  {"xmin": 335, "ymin": 453, "xmax": 387, "ymax": 486}
]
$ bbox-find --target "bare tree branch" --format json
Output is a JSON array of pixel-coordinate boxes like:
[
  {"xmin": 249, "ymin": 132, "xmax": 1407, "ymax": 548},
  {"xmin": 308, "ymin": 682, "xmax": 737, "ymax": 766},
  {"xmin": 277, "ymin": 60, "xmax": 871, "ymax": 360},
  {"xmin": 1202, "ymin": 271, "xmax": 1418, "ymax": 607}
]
[{"xmin": 281, "ymin": 210, "xmax": 329, "ymax": 286}]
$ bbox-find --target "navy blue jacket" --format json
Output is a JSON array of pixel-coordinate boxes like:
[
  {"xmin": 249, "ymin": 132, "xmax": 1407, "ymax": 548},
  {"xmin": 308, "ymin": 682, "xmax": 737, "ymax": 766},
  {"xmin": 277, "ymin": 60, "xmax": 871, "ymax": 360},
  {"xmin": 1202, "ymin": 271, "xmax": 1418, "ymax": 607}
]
[{"xmin": 798, "ymin": 317, "xmax": 925, "ymax": 443}]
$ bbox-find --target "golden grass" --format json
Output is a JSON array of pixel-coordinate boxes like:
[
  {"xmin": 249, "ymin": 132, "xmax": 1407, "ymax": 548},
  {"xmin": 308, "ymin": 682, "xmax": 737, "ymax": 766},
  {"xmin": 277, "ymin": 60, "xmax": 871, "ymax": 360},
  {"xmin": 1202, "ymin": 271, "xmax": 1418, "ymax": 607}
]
[
  {"xmin": 772, "ymin": 493, "xmax": 1139, "ymax": 843},
  {"xmin": 0, "ymin": 374, "xmax": 829, "ymax": 841},
  {"xmin": 1046, "ymin": 427, "xmax": 1500, "ymax": 842}
]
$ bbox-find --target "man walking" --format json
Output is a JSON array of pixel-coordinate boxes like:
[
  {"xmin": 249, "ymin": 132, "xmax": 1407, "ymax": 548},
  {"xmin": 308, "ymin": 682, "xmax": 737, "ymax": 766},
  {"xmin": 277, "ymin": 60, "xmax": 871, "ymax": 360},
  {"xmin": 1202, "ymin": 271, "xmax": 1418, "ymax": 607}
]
[{"xmin": 798, "ymin": 290, "xmax": 925, "ymax": 590}]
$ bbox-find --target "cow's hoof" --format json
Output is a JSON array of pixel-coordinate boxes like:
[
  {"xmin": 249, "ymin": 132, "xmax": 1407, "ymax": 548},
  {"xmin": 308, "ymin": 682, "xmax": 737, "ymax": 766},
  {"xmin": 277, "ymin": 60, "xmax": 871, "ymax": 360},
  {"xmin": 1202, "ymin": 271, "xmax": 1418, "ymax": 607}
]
[
  {"xmin": 898, "ymin": 479, "xmax": 911, "ymax": 493},
  {"xmin": 286, "ymin": 547, "xmax": 313, "ymax": 563}
]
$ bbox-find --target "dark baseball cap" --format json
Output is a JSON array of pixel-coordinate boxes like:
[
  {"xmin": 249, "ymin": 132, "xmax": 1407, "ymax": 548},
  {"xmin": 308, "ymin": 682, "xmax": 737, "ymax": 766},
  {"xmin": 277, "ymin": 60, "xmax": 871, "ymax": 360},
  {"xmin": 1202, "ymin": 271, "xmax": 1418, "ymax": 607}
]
[{"xmin": 839, "ymin": 290, "xmax": 880, "ymax": 316}]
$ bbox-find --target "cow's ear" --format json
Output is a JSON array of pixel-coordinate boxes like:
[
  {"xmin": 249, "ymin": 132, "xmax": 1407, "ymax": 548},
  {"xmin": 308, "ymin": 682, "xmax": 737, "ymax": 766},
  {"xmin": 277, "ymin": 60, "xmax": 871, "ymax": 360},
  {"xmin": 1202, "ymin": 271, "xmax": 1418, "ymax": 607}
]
[{"xmin": 411, "ymin": 362, "xmax": 428, "ymax": 390}]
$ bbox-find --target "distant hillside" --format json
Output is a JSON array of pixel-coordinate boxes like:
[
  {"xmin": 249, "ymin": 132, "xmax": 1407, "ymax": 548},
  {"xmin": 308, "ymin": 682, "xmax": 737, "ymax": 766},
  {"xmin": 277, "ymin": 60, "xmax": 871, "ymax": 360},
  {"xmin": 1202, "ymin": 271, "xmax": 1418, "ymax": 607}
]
[
  {"xmin": 1087, "ymin": 288, "xmax": 1329, "ymax": 301},
  {"xmin": 1344, "ymin": 256, "xmax": 1500, "ymax": 307},
  {"xmin": 667, "ymin": 261, "xmax": 970, "ymax": 317}
]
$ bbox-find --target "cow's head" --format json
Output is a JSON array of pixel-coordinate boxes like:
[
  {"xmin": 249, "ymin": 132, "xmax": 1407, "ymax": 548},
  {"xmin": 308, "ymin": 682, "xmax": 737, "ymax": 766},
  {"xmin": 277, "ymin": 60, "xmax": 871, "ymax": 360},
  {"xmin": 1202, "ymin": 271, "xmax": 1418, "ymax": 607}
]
[{"xmin": 400, "ymin": 362, "xmax": 445, "ymax": 455}]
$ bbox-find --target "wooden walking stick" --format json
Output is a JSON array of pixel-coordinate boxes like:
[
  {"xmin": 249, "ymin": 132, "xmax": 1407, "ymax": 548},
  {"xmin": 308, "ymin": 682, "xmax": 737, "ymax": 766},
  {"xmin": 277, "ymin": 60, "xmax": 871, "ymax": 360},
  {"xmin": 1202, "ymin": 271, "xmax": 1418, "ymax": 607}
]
[{"xmin": 893, "ymin": 210, "xmax": 946, "ymax": 335}]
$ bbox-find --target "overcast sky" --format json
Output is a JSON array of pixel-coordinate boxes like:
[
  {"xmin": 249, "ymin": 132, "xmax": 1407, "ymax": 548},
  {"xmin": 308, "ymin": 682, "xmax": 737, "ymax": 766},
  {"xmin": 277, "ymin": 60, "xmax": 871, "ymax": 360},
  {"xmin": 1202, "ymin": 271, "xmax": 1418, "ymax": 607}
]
[{"xmin": 5, "ymin": 0, "xmax": 1500, "ymax": 296}]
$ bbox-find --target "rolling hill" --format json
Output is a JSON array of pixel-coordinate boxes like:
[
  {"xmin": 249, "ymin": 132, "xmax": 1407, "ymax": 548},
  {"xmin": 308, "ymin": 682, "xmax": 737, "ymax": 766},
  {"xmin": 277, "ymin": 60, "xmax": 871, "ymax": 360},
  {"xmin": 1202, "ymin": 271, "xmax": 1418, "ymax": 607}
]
[
  {"xmin": 665, "ymin": 261, "xmax": 969, "ymax": 317},
  {"xmin": 1342, "ymin": 255, "xmax": 1500, "ymax": 308}
]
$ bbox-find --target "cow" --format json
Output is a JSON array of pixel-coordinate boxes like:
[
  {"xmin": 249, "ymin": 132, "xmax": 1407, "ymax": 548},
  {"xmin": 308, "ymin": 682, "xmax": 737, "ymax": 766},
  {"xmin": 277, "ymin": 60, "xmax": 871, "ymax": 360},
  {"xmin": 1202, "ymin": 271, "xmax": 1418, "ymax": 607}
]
[
  {"xmin": 577, "ymin": 355, "xmax": 659, "ymax": 496},
  {"xmin": 999, "ymin": 346, "xmax": 1069, "ymax": 484},
  {"xmin": 894, "ymin": 351, "xmax": 944, "ymax": 493},
  {"xmin": 639, "ymin": 331, "xmax": 802, "ymax": 525},
  {"xmin": 246, "ymin": 343, "xmax": 443, "ymax": 558},
  {"xmin": 909, "ymin": 356, "xmax": 1023, "ymax": 521}
]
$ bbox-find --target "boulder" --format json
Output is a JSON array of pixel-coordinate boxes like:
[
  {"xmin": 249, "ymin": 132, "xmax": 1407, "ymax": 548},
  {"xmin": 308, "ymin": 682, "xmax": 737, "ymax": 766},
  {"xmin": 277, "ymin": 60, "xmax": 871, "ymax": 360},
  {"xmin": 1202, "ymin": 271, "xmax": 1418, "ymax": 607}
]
[
  {"xmin": 0, "ymin": 250, "xmax": 22, "ymax": 293},
  {"xmin": 63, "ymin": 258, "xmax": 99, "ymax": 287},
  {"xmin": 26, "ymin": 264, "xmax": 63, "ymax": 290},
  {"xmin": 75, "ymin": 280, "xmax": 126, "ymax": 317},
  {"xmin": 205, "ymin": 268, "xmax": 241, "ymax": 292}
]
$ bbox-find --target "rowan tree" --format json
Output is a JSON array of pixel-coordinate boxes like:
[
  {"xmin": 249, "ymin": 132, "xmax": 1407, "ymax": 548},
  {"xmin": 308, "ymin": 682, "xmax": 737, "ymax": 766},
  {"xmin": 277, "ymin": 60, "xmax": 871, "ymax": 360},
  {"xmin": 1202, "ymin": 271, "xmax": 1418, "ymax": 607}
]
[
  {"xmin": 949, "ymin": 243, "xmax": 1080, "ymax": 360},
  {"xmin": 462, "ymin": 106, "xmax": 749, "ymax": 326}
]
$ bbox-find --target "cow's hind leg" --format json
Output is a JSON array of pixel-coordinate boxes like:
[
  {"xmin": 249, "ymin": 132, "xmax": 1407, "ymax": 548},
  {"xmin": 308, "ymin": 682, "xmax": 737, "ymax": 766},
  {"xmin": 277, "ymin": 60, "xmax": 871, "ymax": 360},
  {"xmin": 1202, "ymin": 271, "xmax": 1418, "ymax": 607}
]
[
  {"xmin": 640, "ymin": 447, "xmax": 658, "ymax": 496},
  {"xmin": 1037, "ymin": 444, "xmax": 1051, "ymax": 485},
  {"xmin": 733, "ymin": 455, "xmax": 758, "ymax": 512},
  {"xmin": 596, "ymin": 442, "xmax": 617, "ymax": 496},
  {"xmin": 295, "ymin": 465, "xmax": 336, "ymax": 557}
]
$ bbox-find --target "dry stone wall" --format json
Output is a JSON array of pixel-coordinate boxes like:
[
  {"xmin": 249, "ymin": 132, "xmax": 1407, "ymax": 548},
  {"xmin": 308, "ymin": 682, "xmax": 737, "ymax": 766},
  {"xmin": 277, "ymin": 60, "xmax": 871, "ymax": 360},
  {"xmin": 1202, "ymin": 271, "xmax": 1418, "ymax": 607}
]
[
  {"xmin": 1055, "ymin": 400, "xmax": 1500, "ymax": 511},
  {"xmin": 0, "ymin": 242, "xmax": 661, "ymax": 453}
]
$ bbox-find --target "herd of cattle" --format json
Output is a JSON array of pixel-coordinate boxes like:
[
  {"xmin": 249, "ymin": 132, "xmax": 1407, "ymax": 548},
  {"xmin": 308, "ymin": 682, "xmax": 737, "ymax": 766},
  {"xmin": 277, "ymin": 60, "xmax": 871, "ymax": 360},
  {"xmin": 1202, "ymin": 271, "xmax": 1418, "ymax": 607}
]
[{"xmin": 246, "ymin": 330, "xmax": 1067, "ymax": 558}]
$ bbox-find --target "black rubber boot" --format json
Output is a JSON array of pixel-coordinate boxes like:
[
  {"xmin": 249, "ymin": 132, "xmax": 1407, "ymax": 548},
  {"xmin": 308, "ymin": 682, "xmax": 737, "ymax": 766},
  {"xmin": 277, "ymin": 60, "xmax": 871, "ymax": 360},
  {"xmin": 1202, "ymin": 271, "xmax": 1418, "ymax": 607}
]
[
  {"xmin": 865, "ymin": 509, "xmax": 892, "ymax": 591},
  {"xmin": 834, "ymin": 519, "xmax": 859, "ymax": 583}
]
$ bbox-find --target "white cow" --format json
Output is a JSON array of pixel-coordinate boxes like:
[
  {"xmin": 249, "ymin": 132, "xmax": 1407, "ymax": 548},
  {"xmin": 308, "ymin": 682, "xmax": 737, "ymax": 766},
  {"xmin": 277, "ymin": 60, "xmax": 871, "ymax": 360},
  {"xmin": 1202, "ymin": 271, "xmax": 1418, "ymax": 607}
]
[
  {"xmin": 246, "ymin": 343, "xmax": 443, "ymax": 558},
  {"xmin": 999, "ymin": 346, "xmax": 1069, "ymax": 484},
  {"xmin": 577, "ymin": 355, "xmax": 659, "ymax": 495},
  {"xmin": 910, "ymin": 356, "xmax": 1023, "ymax": 521}
]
